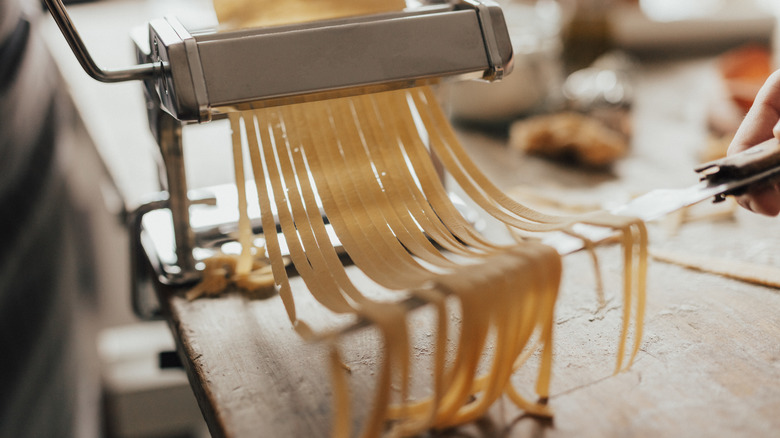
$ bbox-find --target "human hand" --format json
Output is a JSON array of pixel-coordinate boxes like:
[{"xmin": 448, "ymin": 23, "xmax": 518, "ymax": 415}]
[{"xmin": 727, "ymin": 70, "xmax": 780, "ymax": 216}]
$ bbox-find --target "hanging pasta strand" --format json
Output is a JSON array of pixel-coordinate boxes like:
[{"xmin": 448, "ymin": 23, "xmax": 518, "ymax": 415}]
[
  {"xmin": 197, "ymin": 0, "xmax": 652, "ymax": 436},
  {"xmin": 196, "ymin": 85, "xmax": 651, "ymax": 437},
  {"xmin": 265, "ymin": 92, "xmax": 568, "ymax": 432},
  {"xmin": 244, "ymin": 106, "xmax": 415, "ymax": 438},
  {"xmin": 408, "ymin": 87, "xmax": 648, "ymax": 372}
]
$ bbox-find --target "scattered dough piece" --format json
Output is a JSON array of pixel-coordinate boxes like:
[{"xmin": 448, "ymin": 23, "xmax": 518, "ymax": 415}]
[{"xmin": 187, "ymin": 253, "xmax": 277, "ymax": 300}]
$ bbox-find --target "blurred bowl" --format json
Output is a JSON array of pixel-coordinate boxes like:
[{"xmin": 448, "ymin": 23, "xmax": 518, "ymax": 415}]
[{"xmin": 445, "ymin": 1, "xmax": 566, "ymax": 124}]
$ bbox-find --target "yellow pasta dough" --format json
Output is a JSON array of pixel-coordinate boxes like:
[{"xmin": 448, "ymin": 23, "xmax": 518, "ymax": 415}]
[
  {"xmin": 214, "ymin": 0, "xmax": 406, "ymax": 28},
  {"xmin": 216, "ymin": 90, "xmax": 647, "ymax": 435},
  {"xmin": 190, "ymin": 0, "xmax": 651, "ymax": 436}
]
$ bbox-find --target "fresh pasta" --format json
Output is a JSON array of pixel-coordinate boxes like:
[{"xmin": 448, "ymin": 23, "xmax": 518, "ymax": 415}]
[
  {"xmin": 212, "ymin": 89, "xmax": 647, "ymax": 435},
  {"xmin": 192, "ymin": 0, "xmax": 650, "ymax": 436}
]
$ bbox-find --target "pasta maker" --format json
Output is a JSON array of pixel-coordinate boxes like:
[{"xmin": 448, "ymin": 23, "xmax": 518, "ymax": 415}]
[
  {"xmin": 44, "ymin": 0, "xmax": 780, "ymax": 320},
  {"xmin": 43, "ymin": 0, "xmax": 515, "ymax": 318}
]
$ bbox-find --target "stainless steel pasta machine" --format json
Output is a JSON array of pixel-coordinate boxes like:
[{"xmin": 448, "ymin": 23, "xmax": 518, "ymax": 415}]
[
  {"xmin": 43, "ymin": 0, "xmax": 515, "ymax": 318},
  {"xmin": 43, "ymin": 0, "xmax": 780, "ymax": 319}
]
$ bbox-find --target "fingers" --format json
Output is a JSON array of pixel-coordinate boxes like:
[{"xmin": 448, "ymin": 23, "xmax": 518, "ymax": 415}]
[
  {"xmin": 736, "ymin": 181, "xmax": 780, "ymax": 216},
  {"xmin": 728, "ymin": 69, "xmax": 780, "ymax": 216},
  {"xmin": 728, "ymin": 70, "xmax": 780, "ymax": 156}
]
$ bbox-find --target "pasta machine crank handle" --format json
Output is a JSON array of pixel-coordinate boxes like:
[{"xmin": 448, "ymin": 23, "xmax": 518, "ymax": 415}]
[{"xmin": 43, "ymin": 0, "xmax": 161, "ymax": 82}]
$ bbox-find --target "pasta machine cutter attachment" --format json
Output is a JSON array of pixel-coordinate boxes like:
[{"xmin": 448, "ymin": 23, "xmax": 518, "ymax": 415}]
[{"xmin": 43, "ymin": 0, "xmax": 514, "ymax": 318}]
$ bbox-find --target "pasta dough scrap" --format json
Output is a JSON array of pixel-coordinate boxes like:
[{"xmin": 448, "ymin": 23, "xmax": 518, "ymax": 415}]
[{"xmin": 186, "ymin": 252, "xmax": 275, "ymax": 300}]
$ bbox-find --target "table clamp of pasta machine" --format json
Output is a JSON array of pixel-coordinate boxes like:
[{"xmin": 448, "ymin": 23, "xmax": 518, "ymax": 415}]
[{"xmin": 43, "ymin": 0, "xmax": 514, "ymax": 318}]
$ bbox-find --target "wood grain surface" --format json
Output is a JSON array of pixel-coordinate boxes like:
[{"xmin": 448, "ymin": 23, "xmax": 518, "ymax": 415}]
[{"xmin": 161, "ymin": 60, "xmax": 780, "ymax": 437}]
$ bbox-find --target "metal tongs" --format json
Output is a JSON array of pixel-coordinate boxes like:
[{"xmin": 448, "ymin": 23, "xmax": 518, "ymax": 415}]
[
  {"xmin": 546, "ymin": 138, "xmax": 780, "ymax": 254},
  {"xmin": 615, "ymin": 138, "xmax": 780, "ymax": 220}
]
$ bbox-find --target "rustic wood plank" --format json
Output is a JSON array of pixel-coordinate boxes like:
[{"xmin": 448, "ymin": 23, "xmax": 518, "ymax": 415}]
[
  {"xmin": 162, "ymin": 58, "xmax": 780, "ymax": 436},
  {"xmin": 164, "ymin": 235, "xmax": 780, "ymax": 437}
]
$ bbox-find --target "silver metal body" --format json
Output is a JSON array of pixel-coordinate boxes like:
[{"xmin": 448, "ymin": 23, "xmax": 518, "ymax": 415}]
[
  {"xmin": 45, "ymin": 0, "xmax": 513, "ymax": 121},
  {"xmin": 138, "ymin": 2, "xmax": 513, "ymax": 122}
]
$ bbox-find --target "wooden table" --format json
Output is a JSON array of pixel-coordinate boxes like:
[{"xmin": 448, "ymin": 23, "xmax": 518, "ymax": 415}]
[
  {"xmin": 38, "ymin": 2, "xmax": 780, "ymax": 435},
  {"xmin": 161, "ymin": 61, "xmax": 780, "ymax": 437}
]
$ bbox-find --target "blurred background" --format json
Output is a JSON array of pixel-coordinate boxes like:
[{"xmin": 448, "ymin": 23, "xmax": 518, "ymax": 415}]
[{"xmin": 3, "ymin": 0, "xmax": 779, "ymax": 436}]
